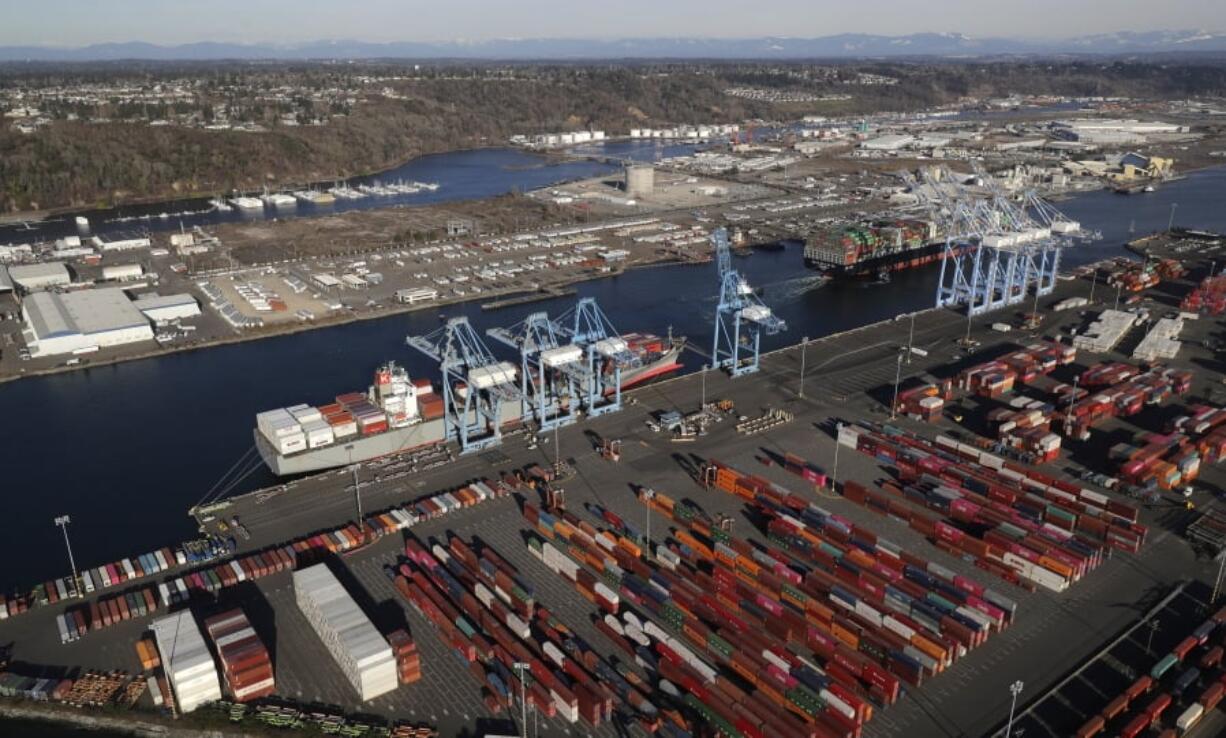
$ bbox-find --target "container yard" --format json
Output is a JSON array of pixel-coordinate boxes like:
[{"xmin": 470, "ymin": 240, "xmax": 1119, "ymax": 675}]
[{"xmin": 0, "ymin": 259, "xmax": 1224, "ymax": 738}]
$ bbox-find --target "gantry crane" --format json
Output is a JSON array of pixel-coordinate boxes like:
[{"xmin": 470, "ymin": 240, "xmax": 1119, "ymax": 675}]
[
  {"xmin": 906, "ymin": 165, "xmax": 1082, "ymax": 317},
  {"xmin": 406, "ymin": 317, "xmax": 520, "ymax": 453},
  {"xmin": 554, "ymin": 297, "xmax": 638, "ymax": 417},
  {"xmin": 711, "ymin": 227, "xmax": 786, "ymax": 376},
  {"xmin": 487, "ymin": 311, "xmax": 584, "ymax": 431}
]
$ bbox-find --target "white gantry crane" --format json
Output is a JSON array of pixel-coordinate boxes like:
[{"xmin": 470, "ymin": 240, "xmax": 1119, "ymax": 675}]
[
  {"xmin": 555, "ymin": 297, "xmax": 638, "ymax": 418},
  {"xmin": 407, "ymin": 316, "xmax": 520, "ymax": 453},
  {"xmin": 486, "ymin": 311, "xmax": 585, "ymax": 432},
  {"xmin": 909, "ymin": 164, "xmax": 1083, "ymax": 317},
  {"xmin": 711, "ymin": 227, "xmax": 786, "ymax": 376}
]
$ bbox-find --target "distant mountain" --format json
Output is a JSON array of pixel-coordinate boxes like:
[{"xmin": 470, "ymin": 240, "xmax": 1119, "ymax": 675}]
[{"xmin": 2, "ymin": 31, "xmax": 1226, "ymax": 62}]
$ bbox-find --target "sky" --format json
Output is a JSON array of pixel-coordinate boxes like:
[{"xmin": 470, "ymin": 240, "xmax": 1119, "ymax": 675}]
[{"xmin": 3, "ymin": 0, "xmax": 1223, "ymax": 46}]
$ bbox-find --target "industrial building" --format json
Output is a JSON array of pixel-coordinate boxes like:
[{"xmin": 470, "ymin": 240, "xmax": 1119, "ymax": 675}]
[
  {"xmin": 101, "ymin": 264, "xmax": 144, "ymax": 282},
  {"xmin": 859, "ymin": 134, "xmax": 914, "ymax": 151},
  {"xmin": 21, "ymin": 288, "xmax": 155, "ymax": 357},
  {"xmin": 8, "ymin": 262, "xmax": 71, "ymax": 292},
  {"xmin": 132, "ymin": 293, "xmax": 201, "ymax": 323},
  {"xmin": 90, "ymin": 234, "xmax": 152, "ymax": 252}
]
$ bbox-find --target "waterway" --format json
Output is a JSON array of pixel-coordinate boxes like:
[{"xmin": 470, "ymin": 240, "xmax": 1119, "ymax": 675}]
[
  {"xmin": 1, "ymin": 167, "xmax": 1224, "ymax": 589},
  {"xmin": 0, "ymin": 140, "xmax": 699, "ymax": 245}
]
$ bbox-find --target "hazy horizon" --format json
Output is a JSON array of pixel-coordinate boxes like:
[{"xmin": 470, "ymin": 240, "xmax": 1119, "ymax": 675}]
[{"xmin": 3, "ymin": 0, "xmax": 1223, "ymax": 47}]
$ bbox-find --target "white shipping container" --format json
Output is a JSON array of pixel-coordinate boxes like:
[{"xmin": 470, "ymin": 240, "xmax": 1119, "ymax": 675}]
[
  {"xmin": 151, "ymin": 611, "xmax": 222, "ymax": 713},
  {"xmin": 293, "ymin": 564, "xmax": 397, "ymax": 701}
]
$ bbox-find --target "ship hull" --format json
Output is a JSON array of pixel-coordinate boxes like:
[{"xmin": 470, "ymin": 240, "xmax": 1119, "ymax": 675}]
[
  {"xmin": 258, "ymin": 343, "xmax": 684, "ymax": 477},
  {"xmin": 804, "ymin": 240, "xmax": 970, "ymax": 279},
  {"xmin": 256, "ymin": 418, "xmax": 446, "ymax": 476},
  {"xmin": 619, "ymin": 344, "xmax": 684, "ymax": 389}
]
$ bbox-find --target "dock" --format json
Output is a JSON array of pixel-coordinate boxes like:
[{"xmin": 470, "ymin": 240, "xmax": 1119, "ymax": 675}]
[{"xmin": 3, "ymin": 265, "xmax": 1225, "ymax": 738}]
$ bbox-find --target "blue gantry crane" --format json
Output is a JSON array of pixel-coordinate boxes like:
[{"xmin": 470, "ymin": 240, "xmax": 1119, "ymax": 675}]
[
  {"xmin": 406, "ymin": 316, "xmax": 520, "ymax": 453},
  {"xmin": 711, "ymin": 227, "xmax": 786, "ymax": 376},
  {"xmin": 486, "ymin": 311, "xmax": 585, "ymax": 431},
  {"xmin": 911, "ymin": 165, "xmax": 1082, "ymax": 317},
  {"xmin": 554, "ymin": 297, "xmax": 638, "ymax": 417}
]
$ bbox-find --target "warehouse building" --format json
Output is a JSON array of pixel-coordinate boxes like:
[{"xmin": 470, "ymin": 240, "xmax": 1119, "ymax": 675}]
[
  {"xmin": 860, "ymin": 134, "xmax": 914, "ymax": 151},
  {"xmin": 8, "ymin": 262, "xmax": 71, "ymax": 292},
  {"xmin": 21, "ymin": 288, "xmax": 155, "ymax": 356},
  {"xmin": 132, "ymin": 293, "xmax": 201, "ymax": 323},
  {"xmin": 101, "ymin": 263, "xmax": 144, "ymax": 282},
  {"xmin": 90, "ymin": 234, "xmax": 152, "ymax": 252}
]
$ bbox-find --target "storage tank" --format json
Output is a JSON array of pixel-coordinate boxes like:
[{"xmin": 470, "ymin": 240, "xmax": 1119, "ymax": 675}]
[
  {"xmin": 624, "ymin": 164, "xmax": 654, "ymax": 198},
  {"xmin": 293, "ymin": 564, "xmax": 397, "ymax": 701},
  {"xmin": 150, "ymin": 611, "xmax": 222, "ymax": 713}
]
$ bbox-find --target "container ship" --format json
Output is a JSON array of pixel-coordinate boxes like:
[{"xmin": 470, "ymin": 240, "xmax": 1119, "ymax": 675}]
[
  {"xmin": 803, "ymin": 218, "xmax": 962, "ymax": 279},
  {"xmin": 255, "ymin": 334, "xmax": 683, "ymax": 476}
]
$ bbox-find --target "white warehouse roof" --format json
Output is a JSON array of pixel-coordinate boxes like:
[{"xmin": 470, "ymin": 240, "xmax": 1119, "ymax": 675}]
[
  {"xmin": 8, "ymin": 262, "xmax": 71, "ymax": 290},
  {"xmin": 22, "ymin": 288, "xmax": 154, "ymax": 356},
  {"xmin": 133, "ymin": 292, "xmax": 201, "ymax": 322}
]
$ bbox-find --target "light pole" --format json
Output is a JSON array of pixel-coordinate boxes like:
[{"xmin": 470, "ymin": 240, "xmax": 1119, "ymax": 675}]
[
  {"xmin": 643, "ymin": 488, "xmax": 655, "ymax": 544},
  {"xmin": 513, "ymin": 662, "xmax": 530, "ymax": 738},
  {"xmin": 906, "ymin": 313, "xmax": 916, "ymax": 364},
  {"xmin": 1088, "ymin": 267, "xmax": 1097, "ymax": 303},
  {"xmin": 54, "ymin": 515, "xmax": 80, "ymax": 598},
  {"xmin": 1005, "ymin": 680, "xmax": 1024, "ymax": 738},
  {"xmin": 831, "ymin": 424, "xmax": 842, "ymax": 491},
  {"xmin": 799, "ymin": 337, "xmax": 809, "ymax": 398},
  {"xmin": 700, "ymin": 363, "xmax": 708, "ymax": 411},
  {"xmin": 1213, "ymin": 553, "xmax": 1226, "ymax": 605},
  {"xmin": 1146, "ymin": 618, "xmax": 1161, "ymax": 654},
  {"xmin": 1114, "ymin": 282, "xmax": 1122, "ymax": 311},
  {"xmin": 890, "ymin": 353, "xmax": 903, "ymax": 420},
  {"xmin": 1063, "ymin": 375, "xmax": 1080, "ymax": 437},
  {"xmin": 1167, "ymin": 202, "xmax": 1178, "ymax": 232}
]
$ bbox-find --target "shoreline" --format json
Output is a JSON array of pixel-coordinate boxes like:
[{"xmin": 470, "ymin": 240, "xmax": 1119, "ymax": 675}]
[
  {"xmin": 0, "ymin": 255, "xmax": 697, "ymax": 386},
  {"xmin": 0, "ymin": 142, "xmax": 520, "ymax": 226}
]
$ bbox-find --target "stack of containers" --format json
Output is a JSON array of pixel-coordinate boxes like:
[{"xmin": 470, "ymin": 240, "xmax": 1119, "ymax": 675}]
[
  {"xmin": 339, "ymin": 394, "xmax": 388, "ymax": 436},
  {"xmin": 385, "ymin": 629, "xmax": 421, "ymax": 684},
  {"xmin": 288, "ymin": 404, "xmax": 336, "ymax": 449},
  {"xmin": 1132, "ymin": 317, "xmax": 1184, "ymax": 362},
  {"xmin": 150, "ymin": 611, "xmax": 222, "ymax": 713},
  {"xmin": 320, "ymin": 400, "xmax": 359, "ymax": 439},
  {"xmin": 1181, "ymin": 274, "xmax": 1226, "ymax": 316},
  {"xmin": 256, "ymin": 409, "xmax": 306, "ymax": 455},
  {"xmin": 1072, "ymin": 310, "xmax": 1137, "ymax": 353},
  {"xmin": 412, "ymin": 380, "xmax": 444, "ymax": 420},
  {"xmin": 134, "ymin": 636, "xmax": 161, "ymax": 671},
  {"xmin": 293, "ymin": 564, "xmax": 397, "ymax": 701},
  {"xmin": 203, "ymin": 609, "xmax": 275, "ymax": 702},
  {"xmin": 958, "ymin": 361, "xmax": 1016, "ymax": 398},
  {"xmin": 895, "ymin": 384, "xmax": 945, "ymax": 421}
]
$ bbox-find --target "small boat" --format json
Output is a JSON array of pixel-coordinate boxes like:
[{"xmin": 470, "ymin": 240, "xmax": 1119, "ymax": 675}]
[
  {"xmin": 1143, "ymin": 184, "xmax": 1155, "ymax": 193},
  {"xmin": 74, "ymin": 216, "xmax": 89, "ymax": 228}
]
